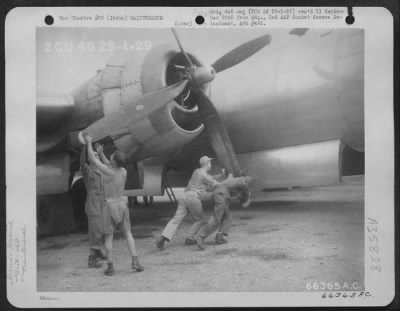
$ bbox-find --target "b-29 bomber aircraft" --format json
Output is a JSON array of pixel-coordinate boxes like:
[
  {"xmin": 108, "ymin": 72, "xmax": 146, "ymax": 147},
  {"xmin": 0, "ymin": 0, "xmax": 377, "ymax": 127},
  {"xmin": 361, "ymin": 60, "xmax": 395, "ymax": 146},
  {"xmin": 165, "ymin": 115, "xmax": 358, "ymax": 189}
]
[{"xmin": 37, "ymin": 28, "xmax": 364, "ymax": 235}]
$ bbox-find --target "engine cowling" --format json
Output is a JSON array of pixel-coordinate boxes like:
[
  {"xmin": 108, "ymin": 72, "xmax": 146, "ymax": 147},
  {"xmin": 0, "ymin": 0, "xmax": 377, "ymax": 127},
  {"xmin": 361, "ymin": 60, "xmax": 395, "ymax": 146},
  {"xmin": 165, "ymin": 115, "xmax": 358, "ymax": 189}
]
[{"xmin": 69, "ymin": 45, "xmax": 204, "ymax": 160}]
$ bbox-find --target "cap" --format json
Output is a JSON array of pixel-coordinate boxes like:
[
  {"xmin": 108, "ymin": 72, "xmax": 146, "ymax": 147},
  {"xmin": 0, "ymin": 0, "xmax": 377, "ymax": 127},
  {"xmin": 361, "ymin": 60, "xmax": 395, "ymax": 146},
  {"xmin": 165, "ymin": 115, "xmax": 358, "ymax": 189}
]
[{"xmin": 199, "ymin": 155, "xmax": 213, "ymax": 166}]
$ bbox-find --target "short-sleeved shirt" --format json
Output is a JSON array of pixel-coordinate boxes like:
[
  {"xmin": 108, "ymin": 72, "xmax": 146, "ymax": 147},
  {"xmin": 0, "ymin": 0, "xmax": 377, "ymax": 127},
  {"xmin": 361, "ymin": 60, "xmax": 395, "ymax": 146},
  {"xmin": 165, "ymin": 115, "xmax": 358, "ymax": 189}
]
[
  {"xmin": 216, "ymin": 176, "xmax": 250, "ymax": 200},
  {"xmin": 185, "ymin": 168, "xmax": 218, "ymax": 196}
]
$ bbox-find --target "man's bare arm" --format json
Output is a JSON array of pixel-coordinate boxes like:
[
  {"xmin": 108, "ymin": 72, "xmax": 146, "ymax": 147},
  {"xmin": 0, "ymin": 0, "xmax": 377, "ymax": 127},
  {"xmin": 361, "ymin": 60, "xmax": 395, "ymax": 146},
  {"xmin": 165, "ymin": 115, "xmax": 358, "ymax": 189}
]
[
  {"xmin": 95, "ymin": 143, "xmax": 111, "ymax": 167},
  {"xmin": 85, "ymin": 135, "xmax": 114, "ymax": 176},
  {"xmin": 202, "ymin": 172, "xmax": 221, "ymax": 189}
]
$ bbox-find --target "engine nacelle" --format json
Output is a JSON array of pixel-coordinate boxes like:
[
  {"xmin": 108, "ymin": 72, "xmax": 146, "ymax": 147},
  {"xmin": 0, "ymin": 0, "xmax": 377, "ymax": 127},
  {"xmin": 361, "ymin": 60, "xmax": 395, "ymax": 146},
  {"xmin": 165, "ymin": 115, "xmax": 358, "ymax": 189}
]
[
  {"xmin": 238, "ymin": 139, "xmax": 344, "ymax": 190},
  {"xmin": 70, "ymin": 45, "xmax": 205, "ymax": 161}
]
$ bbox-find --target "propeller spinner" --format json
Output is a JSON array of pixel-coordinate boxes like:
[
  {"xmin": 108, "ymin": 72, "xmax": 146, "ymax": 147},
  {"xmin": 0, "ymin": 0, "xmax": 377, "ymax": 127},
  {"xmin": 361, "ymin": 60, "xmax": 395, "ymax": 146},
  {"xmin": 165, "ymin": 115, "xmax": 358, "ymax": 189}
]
[{"xmin": 170, "ymin": 28, "xmax": 271, "ymax": 178}]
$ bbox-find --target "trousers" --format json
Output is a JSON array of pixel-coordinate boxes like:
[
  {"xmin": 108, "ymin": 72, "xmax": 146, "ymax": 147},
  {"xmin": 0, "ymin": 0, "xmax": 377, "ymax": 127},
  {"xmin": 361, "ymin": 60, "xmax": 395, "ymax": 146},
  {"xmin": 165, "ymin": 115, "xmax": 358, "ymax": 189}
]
[
  {"xmin": 198, "ymin": 186, "xmax": 232, "ymax": 239},
  {"xmin": 85, "ymin": 191, "xmax": 105, "ymax": 251},
  {"xmin": 162, "ymin": 191, "xmax": 207, "ymax": 241},
  {"xmin": 87, "ymin": 216, "xmax": 105, "ymax": 250}
]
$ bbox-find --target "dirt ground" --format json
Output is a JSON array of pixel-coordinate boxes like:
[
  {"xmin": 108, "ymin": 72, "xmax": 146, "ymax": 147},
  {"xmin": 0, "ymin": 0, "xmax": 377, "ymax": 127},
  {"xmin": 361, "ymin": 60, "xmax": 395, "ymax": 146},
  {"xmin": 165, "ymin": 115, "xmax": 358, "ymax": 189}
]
[{"xmin": 37, "ymin": 176, "xmax": 364, "ymax": 292}]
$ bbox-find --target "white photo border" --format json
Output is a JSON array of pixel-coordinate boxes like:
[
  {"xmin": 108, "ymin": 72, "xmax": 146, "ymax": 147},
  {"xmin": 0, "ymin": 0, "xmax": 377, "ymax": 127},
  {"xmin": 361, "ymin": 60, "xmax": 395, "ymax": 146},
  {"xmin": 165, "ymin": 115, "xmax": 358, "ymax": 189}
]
[{"xmin": 5, "ymin": 6, "xmax": 395, "ymax": 308}]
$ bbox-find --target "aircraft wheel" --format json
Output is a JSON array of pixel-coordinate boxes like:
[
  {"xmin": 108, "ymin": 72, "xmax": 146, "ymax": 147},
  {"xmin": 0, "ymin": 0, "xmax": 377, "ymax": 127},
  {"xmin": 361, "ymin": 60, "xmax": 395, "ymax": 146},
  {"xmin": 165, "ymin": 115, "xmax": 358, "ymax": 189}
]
[{"xmin": 37, "ymin": 193, "xmax": 76, "ymax": 237}]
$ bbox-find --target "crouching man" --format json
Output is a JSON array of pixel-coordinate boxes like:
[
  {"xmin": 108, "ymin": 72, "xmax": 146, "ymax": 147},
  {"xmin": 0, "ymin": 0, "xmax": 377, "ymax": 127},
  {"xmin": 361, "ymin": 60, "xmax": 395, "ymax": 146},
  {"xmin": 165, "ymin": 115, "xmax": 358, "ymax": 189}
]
[
  {"xmin": 195, "ymin": 174, "xmax": 252, "ymax": 250},
  {"xmin": 84, "ymin": 133, "xmax": 144, "ymax": 276}
]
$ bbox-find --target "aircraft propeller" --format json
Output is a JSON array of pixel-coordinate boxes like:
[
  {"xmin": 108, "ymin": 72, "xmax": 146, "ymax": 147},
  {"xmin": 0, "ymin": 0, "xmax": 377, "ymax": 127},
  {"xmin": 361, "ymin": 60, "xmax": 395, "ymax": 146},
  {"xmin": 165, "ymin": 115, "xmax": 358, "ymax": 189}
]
[
  {"xmin": 170, "ymin": 28, "xmax": 271, "ymax": 176},
  {"xmin": 191, "ymin": 89, "xmax": 242, "ymax": 176},
  {"xmin": 171, "ymin": 28, "xmax": 194, "ymax": 68},
  {"xmin": 211, "ymin": 33, "xmax": 271, "ymax": 73}
]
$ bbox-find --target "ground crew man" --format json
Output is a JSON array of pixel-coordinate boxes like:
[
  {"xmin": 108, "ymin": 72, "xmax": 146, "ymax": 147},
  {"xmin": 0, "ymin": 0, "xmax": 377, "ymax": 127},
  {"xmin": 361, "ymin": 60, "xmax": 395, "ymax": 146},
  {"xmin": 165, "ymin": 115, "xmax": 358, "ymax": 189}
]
[
  {"xmin": 80, "ymin": 144, "xmax": 107, "ymax": 268},
  {"xmin": 155, "ymin": 156, "xmax": 224, "ymax": 250},
  {"xmin": 195, "ymin": 174, "xmax": 252, "ymax": 250},
  {"xmin": 84, "ymin": 134, "xmax": 144, "ymax": 276}
]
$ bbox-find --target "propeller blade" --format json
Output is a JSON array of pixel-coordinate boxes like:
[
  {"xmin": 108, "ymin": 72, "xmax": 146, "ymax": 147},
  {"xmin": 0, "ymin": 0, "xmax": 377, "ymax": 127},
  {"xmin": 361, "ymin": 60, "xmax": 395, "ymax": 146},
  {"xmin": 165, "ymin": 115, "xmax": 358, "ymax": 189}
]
[
  {"xmin": 80, "ymin": 80, "xmax": 188, "ymax": 143},
  {"xmin": 212, "ymin": 34, "xmax": 271, "ymax": 73},
  {"xmin": 171, "ymin": 28, "xmax": 194, "ymax": 68},
  {"xmin": 193, "ymin": 90, "xmax": 242, "ymax": 177}
]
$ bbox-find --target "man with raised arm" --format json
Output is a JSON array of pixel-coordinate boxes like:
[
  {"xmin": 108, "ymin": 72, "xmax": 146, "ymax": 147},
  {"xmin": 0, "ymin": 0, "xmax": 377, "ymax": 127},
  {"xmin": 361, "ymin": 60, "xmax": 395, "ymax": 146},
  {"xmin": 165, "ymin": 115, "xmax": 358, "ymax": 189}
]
[
  {"xmin": 155, "ymin": 156, "xmax": 224, "ymax": 250},
  {"xmin": 80, "ymin": 144, "xmax": 107, "ymax": 268},
  {"xmin": 84, "ymin": 133, "xmax": 144, "ymax": 276}
]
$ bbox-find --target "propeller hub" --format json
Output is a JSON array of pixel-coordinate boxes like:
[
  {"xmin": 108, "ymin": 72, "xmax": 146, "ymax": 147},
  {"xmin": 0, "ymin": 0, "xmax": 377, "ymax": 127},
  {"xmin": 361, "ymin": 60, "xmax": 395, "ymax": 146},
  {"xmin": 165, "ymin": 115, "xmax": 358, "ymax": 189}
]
[{"xmin": 190, "ymin": 65, "xmax": 216, "ymax": 87}]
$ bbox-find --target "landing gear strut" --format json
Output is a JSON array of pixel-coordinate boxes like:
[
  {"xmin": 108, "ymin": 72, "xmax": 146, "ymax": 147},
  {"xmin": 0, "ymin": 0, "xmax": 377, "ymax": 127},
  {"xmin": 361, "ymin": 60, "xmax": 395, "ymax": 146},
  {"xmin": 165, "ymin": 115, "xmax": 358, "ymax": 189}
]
[
  {"xmin": 127, "ymin": 196, "xmax": 154, "ymax": 208},
  {"xmin": 143, "ymin": 196, "xmax": 154, "ymax": 207}
]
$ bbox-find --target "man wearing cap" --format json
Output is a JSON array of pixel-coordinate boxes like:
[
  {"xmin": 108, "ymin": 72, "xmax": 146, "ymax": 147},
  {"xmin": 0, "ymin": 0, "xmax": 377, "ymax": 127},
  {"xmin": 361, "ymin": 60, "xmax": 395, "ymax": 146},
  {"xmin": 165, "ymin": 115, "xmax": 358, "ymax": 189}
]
[{"xmin": 155, "ymin": 155, "xmax": 224, "ymax": 250}]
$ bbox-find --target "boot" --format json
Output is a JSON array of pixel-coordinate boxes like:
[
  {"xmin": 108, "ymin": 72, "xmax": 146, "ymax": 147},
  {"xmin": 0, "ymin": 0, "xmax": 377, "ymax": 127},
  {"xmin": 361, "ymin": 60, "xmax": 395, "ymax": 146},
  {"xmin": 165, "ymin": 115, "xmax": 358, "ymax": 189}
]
[
  {"xmin": 132, "ymin": 256, "xmax": 144, "ymax": 272},
  {"xmin": 94, "ymin": 249, "xmax": 107, "ymax": 261},
  {"xmin": 215, "ymin": 233, "xmax": 228, "ymax": 245},
  {"xmin": 104, "ymin": 263, "xmax": 115, "ymax": 276},
  {"xmin": 185, "ymin": 238, "xmax": 196, "ymax": 245},
  {"xmin": 88, "ymin": 255, "xmax": 103, "ymax": 268},
  {"xmin": 155, "ymin": 236, "xmax": 168, "ymax": 250},
  {"xmin": 195, "ymin": 236, "xmax": 205, "ymax": 251}
]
